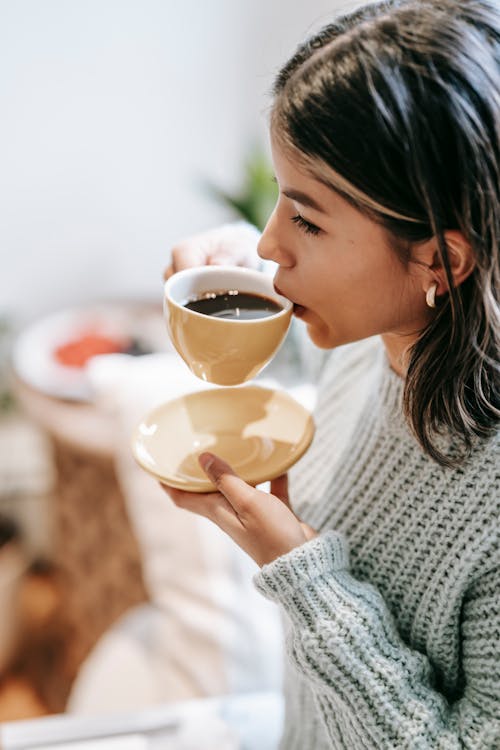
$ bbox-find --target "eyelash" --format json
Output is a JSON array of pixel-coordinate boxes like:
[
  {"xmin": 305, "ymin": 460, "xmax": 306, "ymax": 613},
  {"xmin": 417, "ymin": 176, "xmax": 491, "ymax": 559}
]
[{"xmin": 290, "ymin": 213, "xmax": 321, "ymax": 236}]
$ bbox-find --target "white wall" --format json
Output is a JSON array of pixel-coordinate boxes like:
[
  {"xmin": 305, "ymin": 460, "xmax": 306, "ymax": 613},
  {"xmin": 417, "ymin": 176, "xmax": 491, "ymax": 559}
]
[{"xmin": 0, "ymin": 0, "xmax": 353, "ymax": 322}]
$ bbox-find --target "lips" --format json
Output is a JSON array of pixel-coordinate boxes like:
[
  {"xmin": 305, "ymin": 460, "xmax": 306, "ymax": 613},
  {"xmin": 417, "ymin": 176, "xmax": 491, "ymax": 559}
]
[
  {"xmin": 273, "ymin": 283, "xmax": 306, "ymax": 318},
  {"xmin": 293, "ymin": 304, "xmax": 306, "ymax": 318}
]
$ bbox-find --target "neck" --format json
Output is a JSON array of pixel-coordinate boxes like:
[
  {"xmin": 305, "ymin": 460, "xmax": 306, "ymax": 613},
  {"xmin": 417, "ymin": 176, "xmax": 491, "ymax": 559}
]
[{"xmin": 381, "ymin": 332, "xmax": 416, "ymax": 378}]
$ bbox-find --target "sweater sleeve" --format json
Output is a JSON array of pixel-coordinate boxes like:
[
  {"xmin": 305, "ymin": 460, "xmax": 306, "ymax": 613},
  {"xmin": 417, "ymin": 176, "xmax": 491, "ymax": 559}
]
[{"xmin": 253, "ymin": 531, "xmax": 500, "ymax": 749}]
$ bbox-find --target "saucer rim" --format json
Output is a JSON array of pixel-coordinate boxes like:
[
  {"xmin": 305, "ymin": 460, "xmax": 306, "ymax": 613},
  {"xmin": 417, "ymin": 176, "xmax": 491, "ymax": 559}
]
[{"xmin": 131, "ymin": 385, "xmax": 315, "ymax": 492}]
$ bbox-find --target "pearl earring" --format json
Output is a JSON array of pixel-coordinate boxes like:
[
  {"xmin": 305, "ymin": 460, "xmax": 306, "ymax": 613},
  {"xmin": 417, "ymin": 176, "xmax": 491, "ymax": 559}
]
[{"xmin": 426, "ymin": 283, "xmax": 438, "ymax": 308}]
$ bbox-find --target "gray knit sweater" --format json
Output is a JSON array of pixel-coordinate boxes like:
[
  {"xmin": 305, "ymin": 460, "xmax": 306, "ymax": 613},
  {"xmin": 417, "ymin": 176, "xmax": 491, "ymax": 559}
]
[{"xmin": 254, "ymin": 338, "xmax": 499, "ymax": 749}]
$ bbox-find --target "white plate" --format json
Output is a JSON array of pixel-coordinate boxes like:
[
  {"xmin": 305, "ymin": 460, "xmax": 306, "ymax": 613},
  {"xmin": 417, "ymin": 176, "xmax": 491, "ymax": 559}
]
[{"xmin": 12, "ymin": 304, "xmax": 167, "ymax": 401}]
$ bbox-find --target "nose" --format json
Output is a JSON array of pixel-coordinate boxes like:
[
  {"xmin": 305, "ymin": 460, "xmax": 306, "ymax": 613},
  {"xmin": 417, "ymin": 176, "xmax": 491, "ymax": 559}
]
[{"xmin": 257, "ymin": 209, "xmax": 294, "ymax": 267}]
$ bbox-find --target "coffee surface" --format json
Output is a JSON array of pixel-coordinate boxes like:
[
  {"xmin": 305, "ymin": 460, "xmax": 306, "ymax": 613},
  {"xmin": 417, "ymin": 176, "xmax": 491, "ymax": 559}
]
[{"xmin": 184, "ymin": 290, "xmax": 282, "ymax": 320}]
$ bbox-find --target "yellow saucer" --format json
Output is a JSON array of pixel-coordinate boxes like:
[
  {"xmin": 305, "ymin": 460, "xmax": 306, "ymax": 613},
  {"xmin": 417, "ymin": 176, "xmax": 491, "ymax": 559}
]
[{"xmin": 132, "ymin": 385, "xmax": 315, "ymax": 492}]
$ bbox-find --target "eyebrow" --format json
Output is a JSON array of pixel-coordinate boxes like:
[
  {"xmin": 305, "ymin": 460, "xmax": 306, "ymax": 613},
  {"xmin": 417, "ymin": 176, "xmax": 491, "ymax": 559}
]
[{"xmin": 281, "ymin": 188, "xmax": 327, "ymax": 214}]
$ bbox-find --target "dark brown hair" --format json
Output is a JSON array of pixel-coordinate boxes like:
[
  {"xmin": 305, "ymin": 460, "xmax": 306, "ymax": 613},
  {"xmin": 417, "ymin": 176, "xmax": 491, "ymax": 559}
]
[{"xmin": 272, "ymin": 0, "xmax": 500, "ymax": 465}]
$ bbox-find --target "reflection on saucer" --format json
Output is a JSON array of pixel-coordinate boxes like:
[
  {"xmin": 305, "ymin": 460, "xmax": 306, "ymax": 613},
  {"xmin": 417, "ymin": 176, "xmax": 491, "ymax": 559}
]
[{"xmin": 131, "ymin": 385, "xmax": 315, "ymax": 492}]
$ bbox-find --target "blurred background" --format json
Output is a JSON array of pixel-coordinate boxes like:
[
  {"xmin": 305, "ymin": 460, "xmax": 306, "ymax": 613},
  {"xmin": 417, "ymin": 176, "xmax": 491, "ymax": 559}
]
[
  {"xmin": 0, "ymin": 0, "xmax": 357, "ymax": 734},
  {"xmin": 0, "ymin": 0, "xmax": 353, "ymax": 323}
]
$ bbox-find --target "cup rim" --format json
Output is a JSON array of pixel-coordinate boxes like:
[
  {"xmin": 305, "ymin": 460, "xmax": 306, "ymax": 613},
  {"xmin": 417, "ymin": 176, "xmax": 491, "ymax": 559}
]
[{"xmin": 164, "ymin": 265, "xmax": 292, "ymax": 324}]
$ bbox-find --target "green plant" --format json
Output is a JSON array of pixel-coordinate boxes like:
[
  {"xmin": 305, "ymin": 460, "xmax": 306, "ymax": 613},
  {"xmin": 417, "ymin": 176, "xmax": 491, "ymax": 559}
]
[
  {"xmin": 0, "ymin": 317, "xmax": 15, "ymax": 414},
  {"xmin": 203, "ymin": 145, "xmax": 278, "ymax": 231}
]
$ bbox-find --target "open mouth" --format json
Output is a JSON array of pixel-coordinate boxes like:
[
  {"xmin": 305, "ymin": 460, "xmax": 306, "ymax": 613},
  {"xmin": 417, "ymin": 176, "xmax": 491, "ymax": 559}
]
[
  {"xmin": 274, "ymin": 283, "xmax": 307, "ymax": 317},
  {"xmin": 293, "ymin": 304, "xmax": 306, "ymax": 317}
]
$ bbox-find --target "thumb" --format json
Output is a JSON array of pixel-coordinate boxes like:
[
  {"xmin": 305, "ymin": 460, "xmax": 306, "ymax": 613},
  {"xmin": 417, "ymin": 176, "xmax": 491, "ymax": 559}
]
[{"xmin": 198, "ymin": 452, "xmax": 256, "ymax": 510}]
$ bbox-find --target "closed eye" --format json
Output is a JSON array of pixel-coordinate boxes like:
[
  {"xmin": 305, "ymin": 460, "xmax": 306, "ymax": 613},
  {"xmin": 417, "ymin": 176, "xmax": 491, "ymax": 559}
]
[{"xmin": 291, "ymin": 213, "xmax": 322, "ymax": 236}]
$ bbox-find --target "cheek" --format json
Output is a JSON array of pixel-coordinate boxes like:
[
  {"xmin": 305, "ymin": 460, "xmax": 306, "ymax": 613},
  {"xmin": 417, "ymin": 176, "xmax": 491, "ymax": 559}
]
[
  {"xmin": 385, "ymin": 261, "xmax": 425, "ymax": 317},
  {"xmin": 303, "ymin": 259, "xmax": 422, "ymax": 346},
  {"xmin": 348, "ymin": 252, "xmax": 408, "ymax": 310}
]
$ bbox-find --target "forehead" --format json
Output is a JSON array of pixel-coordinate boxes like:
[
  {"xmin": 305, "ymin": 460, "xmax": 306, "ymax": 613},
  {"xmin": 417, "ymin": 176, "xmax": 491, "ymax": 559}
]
[{"xmin": 271, "ymin": 135, "xmax": 315, "ymax": 182}]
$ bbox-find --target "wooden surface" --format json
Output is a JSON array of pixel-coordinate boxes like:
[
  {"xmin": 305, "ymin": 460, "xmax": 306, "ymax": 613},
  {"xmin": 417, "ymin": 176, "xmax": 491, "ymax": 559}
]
[
  {"xmin": 52, "ymin": 437, "xmax": 148, "ymax": 684},
  {"xmin": 12, "ymin": 377, "xmax": 119, "ymax": 457},
  {"xmin": 13, "ymin": 378, "xmax": 149, "ymax": 702}
]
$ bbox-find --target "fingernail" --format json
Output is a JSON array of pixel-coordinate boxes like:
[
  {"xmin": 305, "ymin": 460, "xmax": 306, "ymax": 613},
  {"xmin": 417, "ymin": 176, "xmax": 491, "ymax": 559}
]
[{"xmin": 199, "ymin": 452, "xmax": 215, "ymax": 472}]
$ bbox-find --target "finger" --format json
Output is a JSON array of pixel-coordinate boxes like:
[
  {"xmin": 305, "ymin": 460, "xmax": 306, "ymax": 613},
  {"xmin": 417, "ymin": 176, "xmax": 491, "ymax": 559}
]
[
  {"xmin": 207, "ymin": 251, "xmax": 237, "ymax": 266},
  {"xmin": 164, "ymin": 250, "xmax": 233, "ymax": 281},
  {"xmin": 163, "ymin": 245, "xmax": 205, "ymax": 281},
  {"xmin": 160, "ymin": 482, "xmax": 219, "ymax": 512},
  {"xmin": 270, "ymin": 474, "xmax": 289, "ymax": 506},
  {"xmin": 163, "ymin": 263, "xmax": 174, "ymax": 281},
  {"xmin": 170, "ymin": 245, "xmax": 206, "ymax": 274},
  {"xmin": 160, "ymin": 483, "xmax": 241, "ymax": 527},
  {"xmin": 198, "ymin": 453, "xmax": 257, "ymax": 514}
]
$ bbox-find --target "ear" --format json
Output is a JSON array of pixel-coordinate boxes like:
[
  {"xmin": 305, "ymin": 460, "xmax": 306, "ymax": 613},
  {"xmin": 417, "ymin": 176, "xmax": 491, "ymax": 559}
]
[{"xmin": 412, "ymin": 230, "xmax": 475, "ymax": 297}]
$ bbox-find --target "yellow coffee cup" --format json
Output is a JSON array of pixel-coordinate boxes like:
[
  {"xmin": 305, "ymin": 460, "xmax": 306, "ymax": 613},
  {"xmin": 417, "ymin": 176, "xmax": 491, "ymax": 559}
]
[{"xmin": 164, "ymin": 266, "xmax": 292, "ymax": 386}]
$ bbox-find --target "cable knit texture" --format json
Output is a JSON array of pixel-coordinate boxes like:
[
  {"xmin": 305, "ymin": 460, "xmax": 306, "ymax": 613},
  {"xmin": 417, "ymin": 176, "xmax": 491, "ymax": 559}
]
[{"xmin": 254, "ymin": 339, "xmax": 499, "ymax": 749}]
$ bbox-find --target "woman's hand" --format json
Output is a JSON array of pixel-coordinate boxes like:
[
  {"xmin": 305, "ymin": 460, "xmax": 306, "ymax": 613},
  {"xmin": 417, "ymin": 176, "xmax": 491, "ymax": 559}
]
[
  {"xmin": 164, "ymin": 223, "xmax": 262, "ymax": 280},
  {"xmin": 161, "ymin": 452, "xmax": 317, "ymax": 567}
]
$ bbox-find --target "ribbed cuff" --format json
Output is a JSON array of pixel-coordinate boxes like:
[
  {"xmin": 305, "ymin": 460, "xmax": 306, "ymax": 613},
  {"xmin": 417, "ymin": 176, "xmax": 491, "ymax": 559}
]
[{"xmin": 253, "ymin": 530, "xmax": 349, "ymax": 604}]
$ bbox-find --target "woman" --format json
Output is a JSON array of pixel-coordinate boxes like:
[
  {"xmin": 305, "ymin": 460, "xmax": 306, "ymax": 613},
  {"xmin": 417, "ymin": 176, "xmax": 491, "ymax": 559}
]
[{"xmin": 163, "ymin": 0, "xmax": 499, "ymax": 746}]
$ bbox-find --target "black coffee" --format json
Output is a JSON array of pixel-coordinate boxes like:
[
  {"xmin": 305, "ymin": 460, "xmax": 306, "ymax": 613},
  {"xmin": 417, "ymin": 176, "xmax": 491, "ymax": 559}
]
[{"xmin": 184, "ymin": 290, "xmax": 283, "ymax": 320}]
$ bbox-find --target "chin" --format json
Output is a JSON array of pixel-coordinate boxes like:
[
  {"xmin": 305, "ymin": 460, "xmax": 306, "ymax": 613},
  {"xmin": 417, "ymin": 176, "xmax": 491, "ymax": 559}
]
[
  {"xmin": 306, "ymin": 320, "xmax": 360, "ymax": 349},
  {"xmin": 306, "ymin": 322, "xmax": 337, "ymax": 349}
]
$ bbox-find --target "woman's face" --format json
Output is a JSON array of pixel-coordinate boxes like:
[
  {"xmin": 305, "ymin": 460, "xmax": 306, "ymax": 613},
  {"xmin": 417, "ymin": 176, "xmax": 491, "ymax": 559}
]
[{"xmin": 258, "ymin": 139, "xmax": 433, "ymax": 350}]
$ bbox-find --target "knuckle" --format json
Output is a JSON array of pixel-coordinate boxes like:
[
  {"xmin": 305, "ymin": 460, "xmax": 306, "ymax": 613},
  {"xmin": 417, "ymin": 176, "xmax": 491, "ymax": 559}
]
[
  {"xmin": 214, "ymin": 476, "xmax": 227, "ymax": 494},
  {"xmin": 211, "ymin": 503, "xmax": 226, "ymax": 525},
  {"xmin": 215, "ymin": 472, "xmax": 235, "ymax": 492},
  {"xmin": 236, "ymin": 493, "xmax": 253, "ymax": 515}
]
